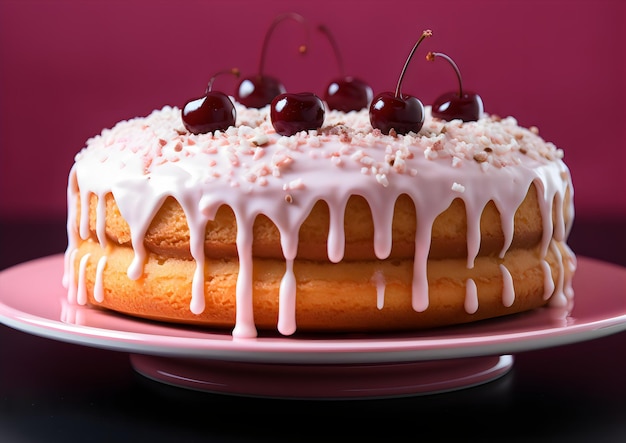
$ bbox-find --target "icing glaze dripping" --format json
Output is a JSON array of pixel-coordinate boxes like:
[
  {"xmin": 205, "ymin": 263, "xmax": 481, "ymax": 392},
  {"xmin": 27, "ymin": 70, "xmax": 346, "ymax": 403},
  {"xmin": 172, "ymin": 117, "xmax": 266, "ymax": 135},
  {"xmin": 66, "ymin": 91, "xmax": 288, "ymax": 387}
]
[
  {"xmin": 232, "ymin": 214, "xmax": 257, "ymax": 339},
  {"xmin": 66, "ymin": 248, "xmax": 78, "ymax": 304},
  {"xmin": 371, "ymin": 269, "xmax": 386, "ymax": 310},
  {"xmin": 464, "ymin": 278, "xmax": 479, "ymax": 314},
  {"xmin": 94, "ymin": 255, "xmax": 107, "ymax": 303},
  {"xmin": 76, "ymin": 253, "xmax": 91, "ymax": 305},
  {"xmin": 278, "ymin": 259, "xmax": 297, "ymax": 335},
  {"xmin": 548, "ymin": 242, "xmax": 567, "ymax": 307},
  {"xmin": 541, "ymin": 259, "xmax": 556, "ymax": 301},
  {"xmin": 95, "ymin": 193, "xmax": 108, "ymax": 248},
  {"xmin": 499, "ymin": 264, "xmax": 515, "ymax": 307}
]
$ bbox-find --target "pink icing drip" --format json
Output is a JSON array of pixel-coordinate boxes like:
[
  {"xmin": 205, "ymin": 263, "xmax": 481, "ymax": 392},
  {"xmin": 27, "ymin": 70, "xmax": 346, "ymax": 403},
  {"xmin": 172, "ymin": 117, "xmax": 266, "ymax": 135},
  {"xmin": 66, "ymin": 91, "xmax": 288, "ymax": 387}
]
[
  {"xmin": 563, "ymin": 244, "xmax": 577, "ymax": 306},
  {"xmin": 547, "ymin": 242, "xmax": 567, "ymax": 307},
  {"xmin": 79, "ymin": 189, "xmax": 91, "ymax": 241},
  {"xmin": 326, "ymin": 197, "xmax": 347, "ymax": 263},
  {"xmin": 76, "ymin": 253, "xmax": 91, "ymax": 305},
  {"xmin": 180, "ymin": 197, "xmax": 208, "ymax": 315},
  {"xmin": 534, "ymin": 176, "xmax": 557, "ymax": 258},
  {"xmin": 465, "ymin": 278, "xmax": 479, "ymax": 314},
  {"xmin": 464, "ymin": 199, "xmax": 482, "ymax": 269},
  {"xmin": 541, "ymin": 259, "xmax": 556, "ymax": 300},
  {"xmin": 232, "ymin": 215, "xmax": 257, "ymax": 339},
  {"xmin": 499, "ymin": 264, "xmax": 515, "ymax": 308},
  {"xmin": 412, "ymin": 212, "xmax": 435, "ymax": 312},
  {"xmin": 278, "ymin": 259, "xmax": 297, "ymax": 335},
  {"xmin": 370, "ymin": 195, "xmax": 395, "ymax": 259},
  {"xmin": 66, "ymin": 248, "xmax": 78, "ymax": 303},
  {"xmin": 371, "ymin": 270, "xmax": 386, "ymax": 310},
  {"xmin": 62, "ymin": 167, "xmax": 79, "ymax": 289},
  {"xmin": 94, "ymin": 256, "xmax": 107, "ymax": 303},
  {"xmin": 95, "ymin": 193, "xmax": 108, "ymax": 248}
]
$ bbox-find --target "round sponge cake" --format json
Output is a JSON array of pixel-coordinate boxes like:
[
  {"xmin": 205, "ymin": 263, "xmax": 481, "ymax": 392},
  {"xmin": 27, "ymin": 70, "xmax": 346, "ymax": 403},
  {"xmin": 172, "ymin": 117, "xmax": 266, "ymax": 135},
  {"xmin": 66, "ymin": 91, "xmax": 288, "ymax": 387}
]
[{"xmin": 64, "ymin": 104, "xmax": 575, "ymax": 337}]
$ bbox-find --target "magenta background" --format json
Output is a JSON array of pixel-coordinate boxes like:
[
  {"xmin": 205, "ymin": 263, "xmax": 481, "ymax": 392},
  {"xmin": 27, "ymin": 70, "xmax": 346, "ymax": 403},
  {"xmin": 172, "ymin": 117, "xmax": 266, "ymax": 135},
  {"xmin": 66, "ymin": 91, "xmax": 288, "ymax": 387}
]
[{"xmin": 1, "ymin": 0, "xmax": 624, "ymax": 221}]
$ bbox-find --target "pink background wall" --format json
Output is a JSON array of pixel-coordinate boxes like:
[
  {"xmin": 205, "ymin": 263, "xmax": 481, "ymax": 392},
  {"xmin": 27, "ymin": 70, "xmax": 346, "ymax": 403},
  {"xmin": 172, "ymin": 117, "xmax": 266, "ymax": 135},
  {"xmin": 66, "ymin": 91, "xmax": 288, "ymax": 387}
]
[{"xmin": 1, "ymin": 0, "xmax": 624, "ymax": 221}]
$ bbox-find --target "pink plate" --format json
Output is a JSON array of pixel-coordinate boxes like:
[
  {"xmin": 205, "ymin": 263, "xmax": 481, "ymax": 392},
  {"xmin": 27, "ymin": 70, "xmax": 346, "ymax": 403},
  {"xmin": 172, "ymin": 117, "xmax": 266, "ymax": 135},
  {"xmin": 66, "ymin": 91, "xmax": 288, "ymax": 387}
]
[{"xmin": 0, "ymin": 255, "xmax": 625, "ymax": 398}]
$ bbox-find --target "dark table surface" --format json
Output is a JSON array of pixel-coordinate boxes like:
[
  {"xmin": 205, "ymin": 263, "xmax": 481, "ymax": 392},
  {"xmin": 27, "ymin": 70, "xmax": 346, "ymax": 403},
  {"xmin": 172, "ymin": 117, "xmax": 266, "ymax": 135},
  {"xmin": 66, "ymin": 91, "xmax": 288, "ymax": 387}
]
[{"xmin": 1, "ymin": 218, "xmax": 625, "ymax": 442}]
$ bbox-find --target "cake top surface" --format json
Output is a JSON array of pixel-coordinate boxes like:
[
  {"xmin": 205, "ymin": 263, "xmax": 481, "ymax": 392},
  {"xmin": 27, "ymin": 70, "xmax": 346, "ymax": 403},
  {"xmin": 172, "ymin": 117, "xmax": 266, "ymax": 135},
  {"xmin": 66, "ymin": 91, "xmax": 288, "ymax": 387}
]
[{"xmin": 75, "ymin": 102, "xmax": 566, "ymax": 196}]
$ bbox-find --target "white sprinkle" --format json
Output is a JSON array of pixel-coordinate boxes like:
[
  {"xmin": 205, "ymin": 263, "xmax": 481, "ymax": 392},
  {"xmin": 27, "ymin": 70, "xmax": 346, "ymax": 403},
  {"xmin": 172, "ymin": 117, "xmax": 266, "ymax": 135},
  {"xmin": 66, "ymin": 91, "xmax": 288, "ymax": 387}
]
[
  {"xmin": 283, "ymin": 178, "xmax": 305, "ymax": 191},
  {"xmin": 252, "ymin": 147, "xmax": 265, "ymax": 160},
  {"xmin": 376, "ymin": 173, "xmax": 389, "ymax": 187},
  {"xmin": 250, "ymin": 134, "xmax": 269, "ymax": 146},
  {"xmin": 451, "ymin": 182, "xmax": 465, "ymax": 193}
]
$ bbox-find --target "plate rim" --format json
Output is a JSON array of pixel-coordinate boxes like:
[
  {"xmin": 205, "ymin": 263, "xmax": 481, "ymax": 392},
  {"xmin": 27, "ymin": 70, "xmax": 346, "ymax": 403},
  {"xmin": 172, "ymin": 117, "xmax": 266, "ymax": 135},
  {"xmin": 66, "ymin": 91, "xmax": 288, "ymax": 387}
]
[{"xmin": 1, "ymin": 254, "xmax": 625, "ymax": 364}]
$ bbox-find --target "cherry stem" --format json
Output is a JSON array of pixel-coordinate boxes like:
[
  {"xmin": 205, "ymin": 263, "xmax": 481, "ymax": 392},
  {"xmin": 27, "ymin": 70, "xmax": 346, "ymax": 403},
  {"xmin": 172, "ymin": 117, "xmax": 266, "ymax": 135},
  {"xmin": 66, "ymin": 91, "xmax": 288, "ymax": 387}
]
[
  {"xmin": 426, "ymin": 51, "xmax": 464, "ymax": 97},
  {"xmin": 318, "ymin": 24, "xmax": 344, "ymax": 76},
  {"xmin": 394, "ymin": 29, "xmax": 432, "ymax": 98},
  {"xmin": 205, "ymin": 68, "xmax": 240, "ymax": 94},
  {"xmin": 258, "ymin": 12, "xmax": 309, "ymax": 76}
]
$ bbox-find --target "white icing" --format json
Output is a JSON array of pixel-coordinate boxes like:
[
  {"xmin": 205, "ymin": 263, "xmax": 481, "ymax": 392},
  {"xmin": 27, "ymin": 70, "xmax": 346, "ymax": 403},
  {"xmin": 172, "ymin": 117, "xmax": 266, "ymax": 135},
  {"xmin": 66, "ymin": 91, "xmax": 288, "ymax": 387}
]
[
  {"xmin": 278, "ymin": 259, "xmax": 297, "ymax": 335},
  {"xmin": 65, "ymin": 248, "xmax": 78, "ymax": 304},
  {"xmin": 94, "ymin": 256, "xmax": 107, "ymax": 303},
  {"xmin": 541, "ymin": 259, "xmax": 556, "ymax": 300},
  {"xmin": 76, "ymin": 252, "xmax": 91, "ymax": 305},
  {"xmin": 371, "ymin": 270, "xmax": 386, "ymax": 310},
  {"xmin": 465, "ymin": 278, "xmax": 479, "ymax": 314},
  {"xmin": 499, "ymin": 264, "xmax": 515, "ymax": 308},
  {"xmin": 64, "ymin": 103, "xmax": 575, "ymax": 338}
]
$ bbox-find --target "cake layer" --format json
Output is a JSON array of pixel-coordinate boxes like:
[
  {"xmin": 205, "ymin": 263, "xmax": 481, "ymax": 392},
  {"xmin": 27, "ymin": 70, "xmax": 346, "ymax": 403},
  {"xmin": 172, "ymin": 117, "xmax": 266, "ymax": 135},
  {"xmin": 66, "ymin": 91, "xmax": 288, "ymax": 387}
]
[
  {"xmin": 68, "ymin": 238, "xmax": 573, "ymax": 334},
  {"xmin": 81, "ymin": 184, "xmax": 560, "ymax": 261}
]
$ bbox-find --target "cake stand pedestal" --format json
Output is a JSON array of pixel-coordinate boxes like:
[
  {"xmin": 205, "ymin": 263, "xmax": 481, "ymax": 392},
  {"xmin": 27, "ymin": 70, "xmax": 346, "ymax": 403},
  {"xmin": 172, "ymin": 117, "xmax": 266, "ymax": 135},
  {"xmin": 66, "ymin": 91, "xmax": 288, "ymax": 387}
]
[{"xmin": 130, "ymin": 354, "xmax": 514, "ymax": 399}]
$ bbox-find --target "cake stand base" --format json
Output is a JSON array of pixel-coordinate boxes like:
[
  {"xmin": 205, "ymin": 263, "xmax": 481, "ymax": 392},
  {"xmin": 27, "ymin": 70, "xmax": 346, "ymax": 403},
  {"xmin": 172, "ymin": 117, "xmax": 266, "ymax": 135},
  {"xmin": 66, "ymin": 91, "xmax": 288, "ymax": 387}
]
[{"xmin": 130, "ymin": 354, "xmax": 514, "ymax": 399}]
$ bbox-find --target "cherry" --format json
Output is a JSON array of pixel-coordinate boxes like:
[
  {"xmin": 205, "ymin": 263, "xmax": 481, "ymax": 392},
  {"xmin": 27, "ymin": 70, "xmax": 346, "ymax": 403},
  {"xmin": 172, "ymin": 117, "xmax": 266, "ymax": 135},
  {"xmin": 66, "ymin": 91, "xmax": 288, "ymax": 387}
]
[
  {"xmin": 426, "ymin": 51, "xmax": 483, "ymax": 122},
  {"xmin": 318, "ymin": 24, "xmax": 373, "ymax": 112},
  {"xmin": 369, "ymin": 30, "xmax": 432, "ymax": 135},
  {"xmin": 270, "ymin": 92, "xmax": 325, "ymax": 136},
  {"xmin": 235, "ymin": 13, "xmax": 308, "ymax": 108},
  {"xmin": 182, "ymin": 68, "xmax": 239, "ymax": 134}
]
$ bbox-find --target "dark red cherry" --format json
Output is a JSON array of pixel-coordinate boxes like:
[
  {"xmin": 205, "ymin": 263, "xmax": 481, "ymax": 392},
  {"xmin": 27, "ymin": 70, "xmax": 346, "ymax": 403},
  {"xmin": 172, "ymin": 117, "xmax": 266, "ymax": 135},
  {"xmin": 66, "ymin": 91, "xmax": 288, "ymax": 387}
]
[
  {"xmin": 370, "ymin": 92, "xmax": 425, "ymax": 135},
  {"xmin": 431, "ymin": 91, "xmax": 483, "ymax": 122},
  {"xmin": 236, "ymin": 75, "xmax": 286, "ymax": 110},
  {"xmin": 182, "ymin": 68, "xmax": 239, "ymax": 134},
  {"xmin": 270, "ymin": 92, "xmax": 325, "ymax": 136},
  {"xmin": 236, "ymin": 13, "xmax": 308, "ymax": 108},
  {"xmin": 325, "ymin": 77, "xmax": 373, "ymax": 113},
  {"xmin": 318, "ymin": 25, "xmax": 373, "ymax": 112},
  {"xmin": 426, "ymin": 51, "xmax": 483, "ymax": 122},
  {"xmin": 369, "ymin": 30, "xmax": 432, "ymax": 135}
]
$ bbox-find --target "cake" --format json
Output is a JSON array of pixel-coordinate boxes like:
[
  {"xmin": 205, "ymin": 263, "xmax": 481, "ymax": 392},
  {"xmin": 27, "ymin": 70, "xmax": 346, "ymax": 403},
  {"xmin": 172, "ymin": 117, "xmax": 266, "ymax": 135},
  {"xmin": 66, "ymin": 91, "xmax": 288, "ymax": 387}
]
[{"xmin": 62, "ymin": 97, "xmax": 576, "ymax": 338}]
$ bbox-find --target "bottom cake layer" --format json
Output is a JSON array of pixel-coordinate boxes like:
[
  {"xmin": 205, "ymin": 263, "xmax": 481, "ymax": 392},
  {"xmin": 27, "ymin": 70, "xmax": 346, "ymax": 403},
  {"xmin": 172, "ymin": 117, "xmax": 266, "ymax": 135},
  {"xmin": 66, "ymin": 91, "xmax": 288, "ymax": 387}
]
[{"xmin": 66, "ymin": 239, "xmax": 574, "ymax": 335}]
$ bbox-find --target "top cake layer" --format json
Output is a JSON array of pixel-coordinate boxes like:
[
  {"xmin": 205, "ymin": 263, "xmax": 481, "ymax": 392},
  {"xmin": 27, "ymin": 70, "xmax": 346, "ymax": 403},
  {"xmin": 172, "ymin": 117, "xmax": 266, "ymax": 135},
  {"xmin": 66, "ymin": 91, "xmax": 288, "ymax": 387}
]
[
  {"xmin": 70, "ymin": 102, "xmax": 572, "ymax": 257},
  {"xmin": 65, "ymin": 102, "xmax": 574, "ymax": 337}
]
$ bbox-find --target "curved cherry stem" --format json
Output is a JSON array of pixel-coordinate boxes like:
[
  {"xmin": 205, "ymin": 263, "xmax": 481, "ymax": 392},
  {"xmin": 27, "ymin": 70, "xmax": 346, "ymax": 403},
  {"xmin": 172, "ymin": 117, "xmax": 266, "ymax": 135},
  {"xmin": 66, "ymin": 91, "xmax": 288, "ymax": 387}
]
[
  {"xmin": 394, "ymin": 29, "xmax": 432, "ymax": 98},
  {"xmin": 318, "ymin": 24, "xmax": 344, "ymax": 76},
  {"xmin": 205, "ymin": 68, "xmax": 240, "ymax": 94},
  {"xmin": 258, "ymin": 12, "xmax": 309, "ymax": 76},
  {"xmin": 426, "ymin": 51, "xmax": 464, "ymax": 97}
]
